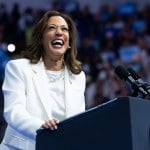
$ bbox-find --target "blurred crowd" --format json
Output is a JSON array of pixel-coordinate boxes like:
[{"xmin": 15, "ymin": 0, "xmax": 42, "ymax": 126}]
[{"xmin": 0, "ymin": 0, "xmax": 150, "ymax": 111}]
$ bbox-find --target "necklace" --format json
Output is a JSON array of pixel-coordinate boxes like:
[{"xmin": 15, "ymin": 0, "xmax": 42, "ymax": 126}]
[{"xmin": 45, "ymin": 69, "xmax": 65, "ymax": 83}]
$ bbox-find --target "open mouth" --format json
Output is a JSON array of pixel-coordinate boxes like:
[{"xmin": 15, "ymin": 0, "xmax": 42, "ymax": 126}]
[{"xmin": 51, "ymin": 39, "xmax": 64, "ymax": 48}]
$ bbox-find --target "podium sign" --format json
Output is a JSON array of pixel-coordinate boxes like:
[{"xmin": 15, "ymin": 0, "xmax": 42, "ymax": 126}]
[{"xmin": 36, "ymin": 97, "xmax": 150, "ymax": 150}]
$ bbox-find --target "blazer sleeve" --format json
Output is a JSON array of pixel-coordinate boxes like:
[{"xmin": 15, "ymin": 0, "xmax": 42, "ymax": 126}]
[{"xmin": 2, "ymin": 60, "xmax": 44, "ymax": 140}]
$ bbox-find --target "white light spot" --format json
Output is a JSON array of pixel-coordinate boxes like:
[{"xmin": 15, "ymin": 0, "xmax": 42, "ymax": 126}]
[{"xmin": 7, "ymin": 44, "xmax": 16, "ymax": 52}]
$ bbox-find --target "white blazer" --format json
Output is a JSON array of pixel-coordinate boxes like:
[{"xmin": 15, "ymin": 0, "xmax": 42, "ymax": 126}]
[{"xmin": 0, "ymin": 58, "xmax": 86, "ymax": 150}]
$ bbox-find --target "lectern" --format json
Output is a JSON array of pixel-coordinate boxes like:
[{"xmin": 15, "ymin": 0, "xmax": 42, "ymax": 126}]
[{"xmin": 36, "ymin": 96, "xmax": 150, "ymax": 150}]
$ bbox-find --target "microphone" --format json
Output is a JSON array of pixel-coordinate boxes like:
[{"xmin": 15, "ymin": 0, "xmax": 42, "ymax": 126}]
[
  {"xmin": 114, "ymin": 65, "xmax": 148, "ymax": 97},
  {"xmin": 127, "ymin": 67, "xmax": 150, "ymax": 96},
  {"xmin": 127, "ymin": 67, "xmax": 144, "ymax": 82}
]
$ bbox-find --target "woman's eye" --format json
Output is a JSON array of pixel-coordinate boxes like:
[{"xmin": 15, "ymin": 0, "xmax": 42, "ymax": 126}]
[
  {"xmin": 62, "ymin": 27, "xmax": 69, "ymax": 32},
  {"xmin": 48, "ymin": 26, "xmax": 56, "ymax": 30}
]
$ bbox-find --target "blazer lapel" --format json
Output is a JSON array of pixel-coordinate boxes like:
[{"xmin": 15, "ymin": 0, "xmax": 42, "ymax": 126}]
[
  {"xmin": 64, "ymin": 67, "xmax": 72, "ymax": 117},
  {"xmin": 31, "ymin": 62, "xmax": 82, "ymax": 120},
  {"xmin": 31, "ymin": 60, "xmax": 52, "ymax": 119},
  {"xmin": 64, "ymin": 67, "xmax": 81, "ymax": 118}
]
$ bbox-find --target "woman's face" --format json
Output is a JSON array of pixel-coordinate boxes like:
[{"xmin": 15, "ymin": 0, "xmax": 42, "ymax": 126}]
[{"xmin": 42, "ymin": 16, "xmax": 70, "ymax": 60}]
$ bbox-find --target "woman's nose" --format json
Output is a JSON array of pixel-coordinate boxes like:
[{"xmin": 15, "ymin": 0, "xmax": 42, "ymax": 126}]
[{"xmin": 55, "ymin": 27, "xmax": 63, "ymax": 35}]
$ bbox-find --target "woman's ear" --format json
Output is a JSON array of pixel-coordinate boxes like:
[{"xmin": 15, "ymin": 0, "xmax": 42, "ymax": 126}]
[{"xmin": 68, "ymin": 46, "xmax": 71, "ymax": 49}]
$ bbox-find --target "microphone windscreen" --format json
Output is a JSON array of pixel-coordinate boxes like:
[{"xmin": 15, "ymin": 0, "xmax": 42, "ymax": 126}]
[{"xmin": 114, "ymin": 65, "xmax": 129, "ymax": 80}]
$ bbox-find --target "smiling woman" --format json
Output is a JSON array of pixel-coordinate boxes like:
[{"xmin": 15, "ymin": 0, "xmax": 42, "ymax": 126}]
[
  {"xmin": 23, "ymin": 11, "xmax": 82, "ymax": 73},
  {"xmin": 0, "ymin": 10, "xmax": 86, "ymax": 150},
  {"xmin": 42, "ymin": 15, "xmax": 70, "ymax": 65}
]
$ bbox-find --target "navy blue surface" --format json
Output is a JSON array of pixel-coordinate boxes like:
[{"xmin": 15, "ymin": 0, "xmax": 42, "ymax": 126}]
[{"xmin": 36, "ymin": 96, "xmax": 150, "ymax": 150}]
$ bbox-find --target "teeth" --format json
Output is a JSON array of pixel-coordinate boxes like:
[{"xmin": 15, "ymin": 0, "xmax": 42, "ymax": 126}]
[{"xmin": 52, "ymin": 39, "xmax": 63, "ymax": 45}]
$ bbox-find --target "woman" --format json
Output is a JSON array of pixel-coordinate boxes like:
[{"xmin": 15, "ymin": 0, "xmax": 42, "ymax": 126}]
[{"xmin": 0, "ymin": 10, "xmax": 86, "ymax": 149}]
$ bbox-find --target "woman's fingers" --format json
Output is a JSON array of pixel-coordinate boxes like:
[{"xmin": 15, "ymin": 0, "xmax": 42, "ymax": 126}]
[
  {"xmin": 47, "ymin": 119, "xmax": 57, "ymax": 130},
  {"xmin": 42, "ymin": 119, "xmax": 59, "ymax": 130}
]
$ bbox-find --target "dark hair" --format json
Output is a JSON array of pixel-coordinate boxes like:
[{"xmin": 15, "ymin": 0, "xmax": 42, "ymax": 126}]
[{"xmin": 22, "ymin": 10, "xmax": 82, "ymax": 74}]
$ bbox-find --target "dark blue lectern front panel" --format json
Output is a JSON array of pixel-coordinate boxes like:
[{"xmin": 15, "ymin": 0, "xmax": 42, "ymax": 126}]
[{"xmin": 36, "ymin": 97, "xmax": 150, "ymax": 150}]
